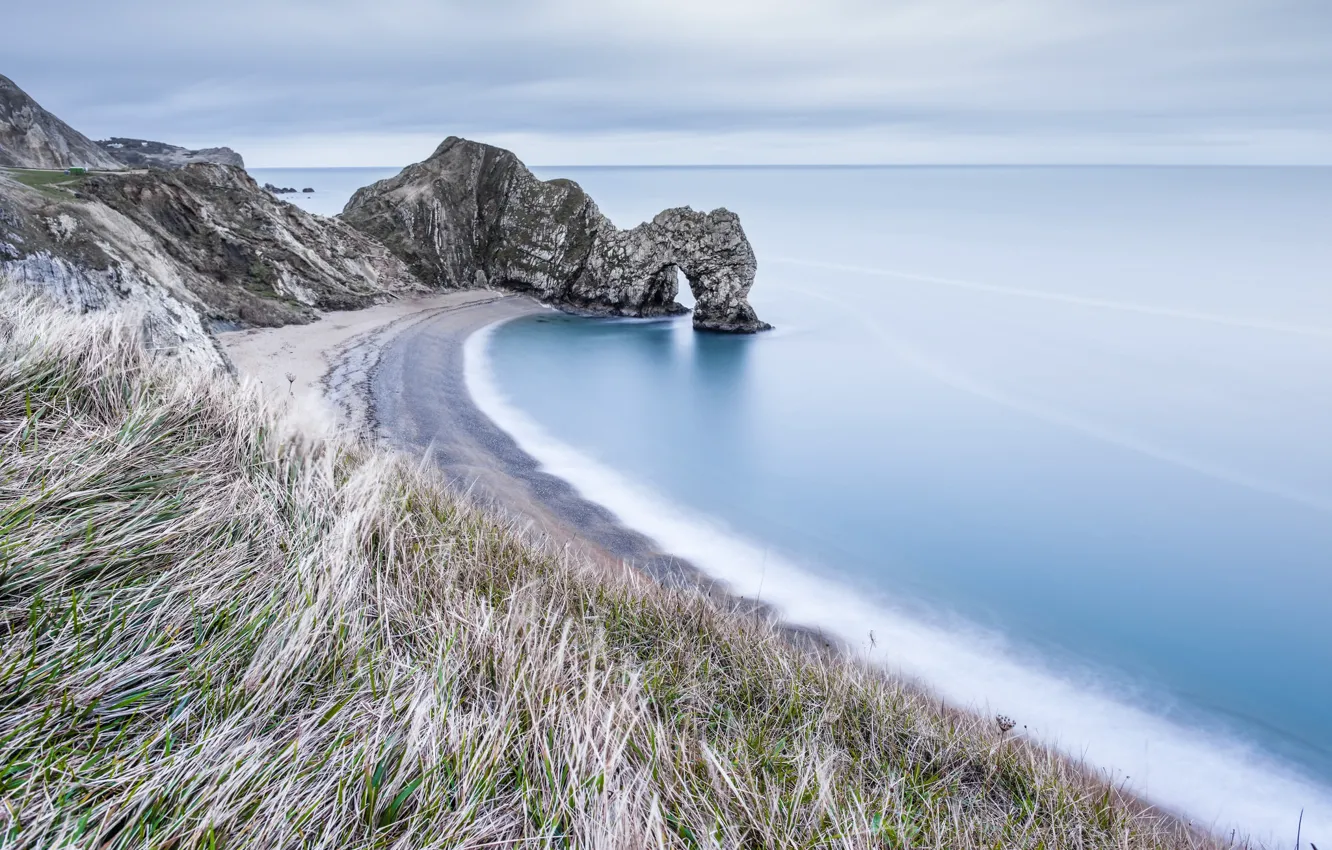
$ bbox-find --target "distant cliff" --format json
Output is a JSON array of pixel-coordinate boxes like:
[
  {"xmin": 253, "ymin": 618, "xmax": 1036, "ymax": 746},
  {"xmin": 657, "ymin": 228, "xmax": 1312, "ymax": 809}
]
[
  {"xmin": 0, "ymin": 74, "xmax": 124, "ymax": 170},
  {"xmin": 342, "ymin": 137, "xmax": 770, "ymax": 332},
  {"xmin": 81, "ymin": 164, "xmax": 421, "ymax": 324},
  {"xmin": 97, "ymin": 137, "xmax": 246, "ymax": 169}
]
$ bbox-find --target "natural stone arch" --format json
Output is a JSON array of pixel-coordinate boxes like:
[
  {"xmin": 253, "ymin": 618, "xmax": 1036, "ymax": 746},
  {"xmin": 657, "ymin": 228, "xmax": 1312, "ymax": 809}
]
[
  {"xmin": 342, "ymin": 136, "xmax": 771, "ymax": 333},
  {"xmin": 650, "ymin": 208, "xmax": 768, "ymax": 333},
  {"xmin": 570, "ymin": 206, "xmax": 769, "ymax": 332}
]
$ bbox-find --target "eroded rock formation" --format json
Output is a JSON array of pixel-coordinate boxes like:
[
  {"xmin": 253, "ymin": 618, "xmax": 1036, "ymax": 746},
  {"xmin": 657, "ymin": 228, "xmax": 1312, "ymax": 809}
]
[
  {"xmin": 2, "ymin": 74, "xmax": 433, "ymax": 368},
  {"xmin": 80, "ymin": 163, "xmax": 424, "ymax": 326},
  {"xmin": 1, "ymin": 173, "xmax": 228, "ymax": 369},
  {"xmin": 342, "ymin": 137, "xmax": 770, "ymax": 332}
]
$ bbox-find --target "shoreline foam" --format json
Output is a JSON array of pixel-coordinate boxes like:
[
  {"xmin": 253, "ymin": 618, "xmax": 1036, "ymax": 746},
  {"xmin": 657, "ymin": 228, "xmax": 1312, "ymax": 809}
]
[
  {"xmin": 224, "ymin": 296, "xmax": 1331, "ymax": 845},
  {"xmin": 462, "ymin": 314, "xmax": 1332, "ymax": 847}
]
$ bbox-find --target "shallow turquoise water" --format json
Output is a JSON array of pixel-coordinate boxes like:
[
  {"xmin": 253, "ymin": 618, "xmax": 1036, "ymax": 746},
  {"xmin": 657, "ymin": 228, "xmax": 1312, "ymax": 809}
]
[{"xmin": 481, "ymin": 166, "xmax": 1332, "ymax": 839}]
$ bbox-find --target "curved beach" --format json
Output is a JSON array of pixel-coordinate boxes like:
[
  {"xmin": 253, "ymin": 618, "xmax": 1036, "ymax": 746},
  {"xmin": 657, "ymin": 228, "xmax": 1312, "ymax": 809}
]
[
  {"xmin": 221, "ymin": 294, "xmax": 1332, "ymax": 846},
  {"xmin": 221, "ymin": 292, "xmax": 720, "ymax": 586}
]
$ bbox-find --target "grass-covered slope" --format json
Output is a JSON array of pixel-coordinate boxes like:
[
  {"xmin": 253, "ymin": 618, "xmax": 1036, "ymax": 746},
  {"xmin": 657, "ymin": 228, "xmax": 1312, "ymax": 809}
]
[{"xmin": 0, "ymin": 295, "xmax": 1217, "ymax": 849}]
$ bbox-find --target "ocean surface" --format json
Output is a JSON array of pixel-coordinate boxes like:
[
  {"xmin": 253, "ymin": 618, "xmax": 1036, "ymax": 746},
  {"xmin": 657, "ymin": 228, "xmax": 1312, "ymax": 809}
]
[
  {"xmin": 248, "ymin": 167, "xmax": 401, "ymax": 216},
  {"xmin": 255, "ymin": 165, "xmax": 1332, "ymax": 844}
]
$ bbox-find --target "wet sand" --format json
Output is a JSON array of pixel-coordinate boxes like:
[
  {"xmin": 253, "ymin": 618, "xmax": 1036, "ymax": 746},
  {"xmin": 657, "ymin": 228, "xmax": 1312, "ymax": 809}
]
[
  {"xmin": 219, "ymin": 292, "xmax": 710, "ymax": 584},
  {"xmin": 217, "ymin": 291, "xmax": 506, "ymax": 433},
  {"xmin": 370, "ymin": 295, "xmax": 706, "ymax": 583}
]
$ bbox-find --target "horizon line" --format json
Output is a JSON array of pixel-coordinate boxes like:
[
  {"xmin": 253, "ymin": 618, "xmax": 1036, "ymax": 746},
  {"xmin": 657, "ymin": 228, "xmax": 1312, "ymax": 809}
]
[{"xmin": 248, "ymin": 162, "xmax": 1332, "ymax": 170}]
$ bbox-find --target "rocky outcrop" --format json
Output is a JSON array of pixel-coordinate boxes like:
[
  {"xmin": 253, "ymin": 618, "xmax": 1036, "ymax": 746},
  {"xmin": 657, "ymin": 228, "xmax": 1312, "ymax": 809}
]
[
  {"xmin": 574, "ymin": 207, "xmax": 767, "ymax": 333},
  {"xmin": 97, "ymin": 137, "xmax": 246, "ymax": 170},
  {"xmin": 0, "ymin": 74, "xmax": 124, "ymax": 170},
  {"xmin": 1, "ymin": 173, "xmax": 227, "ymax": 369},
  {"xmin": 342, "ymin": 136, "xmax": 770, "ymax": 332},
  {"xmin": 2, "ymin": 160, "xmax": 425, "ymax": 375},
  {"xmin": 1, "ymin": 76, "xmax": 427, "ymax": 363},
  {"xmin": 80, "ymin": 163, "xmax": 424, "ymax": 326}
]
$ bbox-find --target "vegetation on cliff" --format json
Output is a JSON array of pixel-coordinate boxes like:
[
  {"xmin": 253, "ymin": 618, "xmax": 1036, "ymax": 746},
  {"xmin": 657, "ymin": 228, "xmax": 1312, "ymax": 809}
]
[{"xmin": 0, "ymin": 291, "xmax": 1220, "ymax": 848}]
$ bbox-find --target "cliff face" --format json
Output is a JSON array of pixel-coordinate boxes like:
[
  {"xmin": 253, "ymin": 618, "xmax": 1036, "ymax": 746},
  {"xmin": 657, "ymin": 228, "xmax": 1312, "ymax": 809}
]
[
  {"xmin": 341, "ymin": 139, "xmax": 600, "ymax": 295},
  {"xmin": 81, "ymin": 164, "xmax": 424, "ymax": 326},
  {"xmin": 0, "ymin": 173, "xmax": 227, "ymax": 369},
  {"xmin": 1, "ymin": 162, "xmax": 426, "ymax": 370},
  {"xmin": 0, "ymin": 74, "xmax": 124, "ymax": 170},
  {"xmin": 97, "ymin": 137, "xmax": 246, "ymax": 170},
  {"xmin": 1, "ymin": 76, "xmax": 430, "ymax": 367},
  {"xmin": 342, "ymin": 137, "xmax": 770, "ymax": 332}
]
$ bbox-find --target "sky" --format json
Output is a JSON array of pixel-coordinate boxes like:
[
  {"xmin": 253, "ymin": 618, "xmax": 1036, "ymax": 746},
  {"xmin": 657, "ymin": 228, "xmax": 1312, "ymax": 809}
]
[{"xmin": 6, "ymin": 0, "xmax": 1332, "ymax": 166}]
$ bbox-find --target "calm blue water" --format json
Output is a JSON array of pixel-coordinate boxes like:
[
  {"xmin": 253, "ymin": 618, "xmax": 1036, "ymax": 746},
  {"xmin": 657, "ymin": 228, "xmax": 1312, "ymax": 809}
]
[
  {"xmin": 268, "ymin": 165, "xmax": 1332, "ymax": 842},
  {"xmin": 489, "ymin": 166, "xmax": 1332, "ymax": 842},
  {"xmin": 247, "ymin": 167, "xmax": 401, "ymax": 216}
]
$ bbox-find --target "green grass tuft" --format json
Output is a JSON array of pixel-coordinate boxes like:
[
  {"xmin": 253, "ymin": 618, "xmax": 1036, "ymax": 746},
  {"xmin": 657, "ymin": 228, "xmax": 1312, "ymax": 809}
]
[{"xmin": 1, "ymin": 168, "xmax": 88, "ymax": 197}]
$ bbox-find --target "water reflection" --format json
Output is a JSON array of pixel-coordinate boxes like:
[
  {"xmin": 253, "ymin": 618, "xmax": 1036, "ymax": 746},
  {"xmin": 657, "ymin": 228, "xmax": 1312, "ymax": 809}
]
[{"xmin": 687, "ymin": 328, "xmax": 757, "ymax": 475}]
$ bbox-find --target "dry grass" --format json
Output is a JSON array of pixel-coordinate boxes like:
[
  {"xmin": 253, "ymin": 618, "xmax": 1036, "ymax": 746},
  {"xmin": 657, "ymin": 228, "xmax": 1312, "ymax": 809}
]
[{"xmin": 0, "ymin": 293, "xmax": 1234, "ymax": 848}]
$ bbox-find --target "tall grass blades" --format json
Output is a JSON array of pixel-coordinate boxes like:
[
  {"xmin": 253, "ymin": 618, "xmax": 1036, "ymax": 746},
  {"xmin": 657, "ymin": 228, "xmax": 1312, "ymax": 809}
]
[{"xmin": 0, "ymin": 290, "xmax": 1230, "ymax": 848}]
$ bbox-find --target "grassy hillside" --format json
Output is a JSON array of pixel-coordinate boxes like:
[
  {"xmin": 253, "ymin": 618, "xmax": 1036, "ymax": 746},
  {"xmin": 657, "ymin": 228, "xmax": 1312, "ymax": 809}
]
[
  {"xmin": 0, "ymin": 167, "xmax": 88, "ymax": 197},
  {"xmin": 0, "ymin": 293, "xmax": 1223, "ymax": 848}
]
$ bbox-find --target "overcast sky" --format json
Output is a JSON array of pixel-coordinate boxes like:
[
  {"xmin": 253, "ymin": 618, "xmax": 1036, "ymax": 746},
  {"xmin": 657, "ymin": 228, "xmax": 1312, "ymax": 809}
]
[{"xmin": 7, "ymin": 0, "xmax": 1332, "ymax": 166}]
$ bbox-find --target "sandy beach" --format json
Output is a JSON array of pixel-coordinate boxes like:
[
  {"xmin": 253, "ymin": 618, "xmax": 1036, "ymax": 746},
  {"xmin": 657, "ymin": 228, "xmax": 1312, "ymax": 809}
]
[
  {"xmin": 218, "ymin": 292, "xmax": 704, "ymax": 582},
  {"xmin": 218, "ymin": 291, "xmax": 505, "ymax": 433}
]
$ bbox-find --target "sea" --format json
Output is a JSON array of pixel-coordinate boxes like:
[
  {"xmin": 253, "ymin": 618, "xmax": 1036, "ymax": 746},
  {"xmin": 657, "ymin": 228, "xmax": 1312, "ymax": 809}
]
[{"xmin": 251, "ymin": 164, "xmax": 1332, "ymax": 844}]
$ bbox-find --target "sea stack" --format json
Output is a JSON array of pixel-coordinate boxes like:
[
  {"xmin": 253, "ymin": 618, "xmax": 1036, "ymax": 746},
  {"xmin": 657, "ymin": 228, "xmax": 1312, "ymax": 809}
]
[{"xmin": 341, "ymin": 136, "xmax": 771, "ymax": 332}]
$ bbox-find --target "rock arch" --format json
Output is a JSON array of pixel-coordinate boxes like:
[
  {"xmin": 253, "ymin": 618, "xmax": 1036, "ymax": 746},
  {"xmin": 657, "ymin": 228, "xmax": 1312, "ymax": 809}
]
[{"xmin": 341, "ymin": 136, "xmax": 772, "ymax": 333}]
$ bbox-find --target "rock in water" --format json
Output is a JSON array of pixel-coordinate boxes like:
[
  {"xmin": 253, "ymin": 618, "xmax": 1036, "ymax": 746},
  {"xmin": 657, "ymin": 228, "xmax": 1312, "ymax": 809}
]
[{"xmin": 341, "ymin": 136, "xmax": 771, "ymax": 332}]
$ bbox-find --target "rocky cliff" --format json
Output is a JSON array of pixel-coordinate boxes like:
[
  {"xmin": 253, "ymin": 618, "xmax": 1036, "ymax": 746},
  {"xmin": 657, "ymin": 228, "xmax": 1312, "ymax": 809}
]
[
  {"xmin": 1, "ymin": 172, "xmax": 227, "ymax": 369},
  {"xmin": 1, "ymin": 74, "xmax": 431, "ymax": 368},
  {"xmin": 80, "ymin": 164, "xmax": 423, "ymax": 326},
  {"xmin": 342, "ymin": 137, "xmax": 770, "ymax": 332},
  {"xmin": 97, "ymin": 137, "xmax": 246, "ymax": 169},
  {"xmin": 1, "ymin": 161, "xmax": 425, "ymax": 371},
  {"xmin": 0, "ymin": 74, "xmax": 124, "ymax": 170}
]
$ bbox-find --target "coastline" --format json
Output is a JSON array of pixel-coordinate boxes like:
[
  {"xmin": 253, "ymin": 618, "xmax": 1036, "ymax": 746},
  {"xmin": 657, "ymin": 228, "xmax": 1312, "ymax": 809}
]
[
  {"xmin": 367, "ymin": 296, "xmax": 742, "ymax": 588},
  {"xmin": 17, "ymin": 289, "xmax": 1206, "ymax": 849},
  {"xmin": 219, "ymin": 293, "xmax": 723, "ymax": 585},
  {"xmin": 219, "ymin": 294, "xmax": 1331, "ymax": 846},
  {"xmin": 218, "ymin": 290, "xmax": 505, "ymax": 432}
]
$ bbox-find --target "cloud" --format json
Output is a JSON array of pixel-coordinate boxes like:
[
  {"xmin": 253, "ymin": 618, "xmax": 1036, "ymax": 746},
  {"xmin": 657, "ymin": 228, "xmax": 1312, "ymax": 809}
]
[{"xmin": 5, "ymin": 0, "xmax": 1331, "ymax": 164}]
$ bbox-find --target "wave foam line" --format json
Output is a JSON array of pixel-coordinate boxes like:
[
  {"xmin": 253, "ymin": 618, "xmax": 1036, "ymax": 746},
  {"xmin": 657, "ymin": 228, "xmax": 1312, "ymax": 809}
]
[
  {"xmin": 464, "ymin": 319, "xmax": 1330, "ymax": 846},
  {"xmin": 770, "ymin": 256, "xmax": 1332, "ymax": 339}
]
